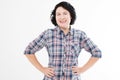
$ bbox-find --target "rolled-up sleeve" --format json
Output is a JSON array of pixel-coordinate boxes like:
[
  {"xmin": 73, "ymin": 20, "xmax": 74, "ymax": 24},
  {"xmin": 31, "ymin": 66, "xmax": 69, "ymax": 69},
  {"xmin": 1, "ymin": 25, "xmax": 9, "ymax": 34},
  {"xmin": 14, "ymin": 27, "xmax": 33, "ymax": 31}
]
[
  {"xmin": 24, "ymin": 30, "xmax": 48, "ymax": 54},
  {"xmin": 81, "ymin": 31, "xmax": 102, "ymax": 58}
]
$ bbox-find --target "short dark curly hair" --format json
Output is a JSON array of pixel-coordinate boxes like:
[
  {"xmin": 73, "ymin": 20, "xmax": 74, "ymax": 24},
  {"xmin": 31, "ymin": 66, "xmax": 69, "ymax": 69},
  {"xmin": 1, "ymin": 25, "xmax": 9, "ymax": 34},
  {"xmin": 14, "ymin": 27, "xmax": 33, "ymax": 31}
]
[{"xmin": 50, "ymin": 1, "xmax": 76, "ymax": 26}]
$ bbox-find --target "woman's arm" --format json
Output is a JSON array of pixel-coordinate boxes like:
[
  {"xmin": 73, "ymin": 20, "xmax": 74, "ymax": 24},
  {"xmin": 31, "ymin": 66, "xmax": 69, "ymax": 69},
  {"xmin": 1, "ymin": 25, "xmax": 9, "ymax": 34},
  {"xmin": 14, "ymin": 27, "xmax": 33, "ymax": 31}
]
[
  {"xmin": 25, "ymin": 54, "xmax": 55, "ymax": 78},
  {"xmin": 72, "ymin": 31, "xmax": 102, "ymax": 74},
  {"xmin": 72, "ymin": 57, "xmax": 100, "ymax": 74}
]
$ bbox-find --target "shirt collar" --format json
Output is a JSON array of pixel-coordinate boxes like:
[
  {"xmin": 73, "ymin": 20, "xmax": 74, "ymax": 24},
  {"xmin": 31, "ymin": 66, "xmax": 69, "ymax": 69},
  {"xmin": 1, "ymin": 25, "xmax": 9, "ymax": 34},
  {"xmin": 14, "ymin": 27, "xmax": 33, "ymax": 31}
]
[{"xmin": 55, "ymin": 26, "xmax": 74, "ymax": 36}]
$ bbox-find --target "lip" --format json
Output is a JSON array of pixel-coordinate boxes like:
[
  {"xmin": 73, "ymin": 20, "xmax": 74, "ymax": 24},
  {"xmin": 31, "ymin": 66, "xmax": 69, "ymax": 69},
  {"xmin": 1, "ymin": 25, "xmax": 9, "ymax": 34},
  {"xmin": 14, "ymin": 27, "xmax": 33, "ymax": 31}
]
[{"xmin": 59, "ymin": 20, "xmax": 67, "ymax": 23}]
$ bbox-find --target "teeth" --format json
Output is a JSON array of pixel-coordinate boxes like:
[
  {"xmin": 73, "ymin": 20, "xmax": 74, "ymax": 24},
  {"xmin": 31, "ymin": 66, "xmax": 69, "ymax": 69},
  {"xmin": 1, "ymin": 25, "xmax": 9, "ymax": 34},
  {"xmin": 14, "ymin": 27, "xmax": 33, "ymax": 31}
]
[{"xmin": 60, "ymin": 20, "xmax": 66, "ymax": 23}]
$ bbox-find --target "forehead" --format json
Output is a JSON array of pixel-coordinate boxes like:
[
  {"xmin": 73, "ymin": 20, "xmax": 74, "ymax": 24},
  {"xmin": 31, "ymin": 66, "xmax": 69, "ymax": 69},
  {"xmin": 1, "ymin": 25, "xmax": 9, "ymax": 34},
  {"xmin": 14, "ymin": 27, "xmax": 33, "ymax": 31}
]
[{"xmin": 56, "ymin": 7, "xmax": 69, "ymax": 13}]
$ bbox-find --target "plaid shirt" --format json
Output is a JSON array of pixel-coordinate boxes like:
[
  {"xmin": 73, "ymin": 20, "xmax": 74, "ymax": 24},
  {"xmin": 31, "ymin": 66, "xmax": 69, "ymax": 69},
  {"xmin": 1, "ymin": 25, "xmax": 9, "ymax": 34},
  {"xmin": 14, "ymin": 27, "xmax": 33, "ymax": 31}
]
[{"xmin": 24, "ymin": 27, "xmax": 102, "ymax": 80}]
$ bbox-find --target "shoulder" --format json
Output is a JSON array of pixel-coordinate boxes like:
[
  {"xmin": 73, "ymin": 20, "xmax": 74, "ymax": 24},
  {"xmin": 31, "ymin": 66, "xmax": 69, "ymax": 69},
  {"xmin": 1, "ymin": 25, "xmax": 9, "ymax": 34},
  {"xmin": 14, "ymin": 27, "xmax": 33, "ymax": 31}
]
[
  {"xmin": 72, "ymin": 28, "xmax": 87, "ymax": 39},
  {"xmin": 72, "ymin": 28, "xmax": 88, "ymax": 40},
  {"xmin": 40, "ymin": 27, "xmax": 57, "ymax": 37},
  {"xmin": 72, "ymin": 28, "xmax": 86, "ymax": 35},
  {"xmin": 44, "ymin": 27, "xmax": 57, "ymax": 33}
]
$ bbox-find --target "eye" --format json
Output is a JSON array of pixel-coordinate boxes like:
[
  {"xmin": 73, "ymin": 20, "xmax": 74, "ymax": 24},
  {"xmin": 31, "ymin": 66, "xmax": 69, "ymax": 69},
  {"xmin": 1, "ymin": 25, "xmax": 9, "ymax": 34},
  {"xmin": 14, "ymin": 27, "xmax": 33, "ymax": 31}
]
[
  {"xmin": 63, "ymin": 12, "xmax": 68, "ymax": 15},
  {"xmin": 56, "ymin": 13, "xmax": 61, "ymax": 16}
]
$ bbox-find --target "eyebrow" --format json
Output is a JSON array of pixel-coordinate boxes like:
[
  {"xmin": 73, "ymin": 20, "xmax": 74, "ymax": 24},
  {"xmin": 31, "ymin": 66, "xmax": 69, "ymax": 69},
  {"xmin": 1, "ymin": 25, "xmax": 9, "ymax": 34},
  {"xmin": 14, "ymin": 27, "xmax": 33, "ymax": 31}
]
[{"xmin": 56, "ymin": 10, "xmax": 68, "ymax": 13}]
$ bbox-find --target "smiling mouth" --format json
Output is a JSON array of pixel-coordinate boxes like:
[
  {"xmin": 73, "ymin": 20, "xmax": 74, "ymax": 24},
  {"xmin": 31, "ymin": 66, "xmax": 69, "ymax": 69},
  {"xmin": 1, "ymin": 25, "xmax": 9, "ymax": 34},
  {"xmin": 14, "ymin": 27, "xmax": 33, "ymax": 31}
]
[{"xmin": 59, "ymin": 20, "xmax": 67, "ymax": 23}]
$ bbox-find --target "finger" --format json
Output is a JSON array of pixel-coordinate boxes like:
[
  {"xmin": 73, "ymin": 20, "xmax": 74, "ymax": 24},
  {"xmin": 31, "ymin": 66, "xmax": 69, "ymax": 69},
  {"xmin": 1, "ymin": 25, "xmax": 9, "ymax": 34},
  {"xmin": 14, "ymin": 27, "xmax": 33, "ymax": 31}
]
[
  {"xmin": 47, "ymin": 70, "xmax": 55, "ymax": 76},
  {"xmin": 49, "ymin": 71, "xmax": 55, "ymax": 75},
  {"xmin": 45, "ymin": 72, "xmax": 54, "ymax": 78},
  {"xmin": 72, "ymin": 67, "xmax": 77, "ymax": 71},
  {"xmin": 73, "ymin": 70, "xmax": 77, "ymax": 73},
  {"xmin": 46, "ymin": 68, "xmax": 54, "ymax": 74},
  {"xmin": 48, "ymin": 68, "xmax": 54, "ymax": 71},
  {"xmin": 72, "ymin": 66, "xmax": 77, "ymax": 68},
  {"xmin": 47, "ymin": 72, "xmax": 55, "ymax": 77},
  {"xmin": 74, "ymin": 72, "xmax": 79, "ymax": 75},
  {"xmin": 44, "ymin": 69, "xmax": 55, "ymax": 77},
  {"xmin": 72, "ymin": 68, "xmax": 78, "ymax": 73},
  {"xmin": 72, "ymin": 69, "xmax": 76, "ymax": 72},
  {"xmin": 48, "ymin": 68, "xmax": 55, "ymax": 72},
  {"xmin": 48, "ymin": 73, "xmax": 54, "ymax": 77},
  {"xmin": 72, "ymin": 68, "xmax": 75, "ymax": 70},
  {"xmin": 46, "ymin": 73, "xmax": 53, "ymax": 78}
]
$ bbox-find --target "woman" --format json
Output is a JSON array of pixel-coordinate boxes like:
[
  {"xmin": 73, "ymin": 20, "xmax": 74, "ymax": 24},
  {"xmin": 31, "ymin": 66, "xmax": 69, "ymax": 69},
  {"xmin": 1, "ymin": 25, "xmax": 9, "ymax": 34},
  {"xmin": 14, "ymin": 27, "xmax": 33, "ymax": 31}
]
[{"xmin": 24, "ymin": 1, "xmax": 102, "ymax": 80}]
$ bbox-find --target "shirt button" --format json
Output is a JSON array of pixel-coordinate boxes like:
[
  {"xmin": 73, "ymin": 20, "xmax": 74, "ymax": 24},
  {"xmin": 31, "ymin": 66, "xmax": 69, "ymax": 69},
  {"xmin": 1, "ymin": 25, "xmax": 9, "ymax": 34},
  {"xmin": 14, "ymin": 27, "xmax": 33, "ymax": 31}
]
[
  {"xmin": 64, "ymin": 51, "xmax": 66, "ymax": 54},
  {"xmin": 63, "ymin": 68, "xmax": 66, "ymax": 71}
]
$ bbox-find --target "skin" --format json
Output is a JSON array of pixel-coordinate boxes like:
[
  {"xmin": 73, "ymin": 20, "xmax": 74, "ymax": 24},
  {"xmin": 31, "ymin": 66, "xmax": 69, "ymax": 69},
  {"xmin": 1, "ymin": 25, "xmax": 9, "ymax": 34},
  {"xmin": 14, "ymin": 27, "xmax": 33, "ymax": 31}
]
[
  {"xmin": 55, "ymin": 7, "xmax": 71, "ymax": 35},
  {"xmin": 25, "ymin": 6, "xmax": 100, "ymax": 78},
  {"xmin": 25, "ymin": 54, "xmax": 55, "ymax": 78}
]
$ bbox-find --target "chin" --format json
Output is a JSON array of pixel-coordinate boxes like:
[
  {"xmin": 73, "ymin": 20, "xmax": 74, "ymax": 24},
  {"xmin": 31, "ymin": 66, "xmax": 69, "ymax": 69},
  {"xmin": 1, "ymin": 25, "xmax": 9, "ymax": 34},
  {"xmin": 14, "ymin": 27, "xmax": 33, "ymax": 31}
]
[
  {"xmin": 60, "ymin": 26, "xmax": 68, "ymax": 29},
  {"xmin": 59, "ymin": 24, "xmax": 68, "ymax": 28}
]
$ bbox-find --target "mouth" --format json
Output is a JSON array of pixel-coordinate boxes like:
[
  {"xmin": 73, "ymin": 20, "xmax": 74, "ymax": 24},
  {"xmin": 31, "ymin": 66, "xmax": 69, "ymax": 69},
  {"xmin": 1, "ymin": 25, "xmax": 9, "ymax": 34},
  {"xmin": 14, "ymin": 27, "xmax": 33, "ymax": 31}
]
[{"xmin": 59, "ymin": 20, "xmax": 67, "ymax": 24}]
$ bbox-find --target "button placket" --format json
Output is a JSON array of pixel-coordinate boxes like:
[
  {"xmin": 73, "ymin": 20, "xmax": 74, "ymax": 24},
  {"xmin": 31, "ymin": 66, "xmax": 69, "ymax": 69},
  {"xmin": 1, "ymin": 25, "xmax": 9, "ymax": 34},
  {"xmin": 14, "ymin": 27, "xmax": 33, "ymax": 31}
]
[{"xmin": 63, "ymin": 36, "xmax": 67, "ymax": 72}]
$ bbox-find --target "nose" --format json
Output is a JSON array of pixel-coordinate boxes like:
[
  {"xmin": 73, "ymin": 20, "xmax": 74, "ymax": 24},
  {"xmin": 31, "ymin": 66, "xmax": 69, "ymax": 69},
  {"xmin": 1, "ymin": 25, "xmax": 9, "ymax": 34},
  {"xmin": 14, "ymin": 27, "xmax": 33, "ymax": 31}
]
[{"xmin": 60, "ymin": 15, "xmax": 65, "ymax": 20}]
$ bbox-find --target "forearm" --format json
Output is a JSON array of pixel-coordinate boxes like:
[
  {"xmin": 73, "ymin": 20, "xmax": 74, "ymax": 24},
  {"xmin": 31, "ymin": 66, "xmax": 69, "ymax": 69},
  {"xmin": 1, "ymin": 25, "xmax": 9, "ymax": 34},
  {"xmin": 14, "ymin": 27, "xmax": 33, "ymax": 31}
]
[
  {"xmin": 81, "ymin": 57, "xmax": 100, "ymax": 73},
  {"xmin": 25, "ymin": 54, "xmax": 44, "ymax": 72}
]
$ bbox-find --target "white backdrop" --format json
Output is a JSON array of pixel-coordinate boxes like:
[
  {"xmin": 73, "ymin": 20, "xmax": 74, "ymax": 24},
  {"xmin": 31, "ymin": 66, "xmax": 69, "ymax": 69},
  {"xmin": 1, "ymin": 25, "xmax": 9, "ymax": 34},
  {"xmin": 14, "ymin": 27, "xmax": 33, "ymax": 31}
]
[{"xmin": 0, "ymin": 0, "xmax": 120, "ymax": 80}]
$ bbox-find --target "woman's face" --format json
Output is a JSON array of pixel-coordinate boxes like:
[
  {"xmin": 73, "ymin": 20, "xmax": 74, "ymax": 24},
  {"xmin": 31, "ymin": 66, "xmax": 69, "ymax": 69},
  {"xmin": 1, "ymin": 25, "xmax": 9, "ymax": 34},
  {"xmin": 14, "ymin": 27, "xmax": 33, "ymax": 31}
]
[{"xmin": 55, "ymin": 7, "xmax": 71, "ymax": 29}]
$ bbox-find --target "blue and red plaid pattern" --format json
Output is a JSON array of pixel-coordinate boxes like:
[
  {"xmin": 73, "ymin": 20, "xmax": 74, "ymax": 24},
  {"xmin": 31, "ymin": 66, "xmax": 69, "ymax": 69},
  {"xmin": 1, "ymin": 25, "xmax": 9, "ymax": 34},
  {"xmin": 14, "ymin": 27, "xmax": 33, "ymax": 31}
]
[{"xmin": 24, "ymin": 27, "xmax": 102, "ymax": 80}]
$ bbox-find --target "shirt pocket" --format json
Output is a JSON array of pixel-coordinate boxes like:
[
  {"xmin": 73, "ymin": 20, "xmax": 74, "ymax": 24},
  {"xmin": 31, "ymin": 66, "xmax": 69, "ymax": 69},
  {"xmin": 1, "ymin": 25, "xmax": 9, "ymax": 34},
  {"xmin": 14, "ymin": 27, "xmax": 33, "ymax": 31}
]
[{"xmin": 70, "ymin": 40, "xmax": 81, "ymax": 57}]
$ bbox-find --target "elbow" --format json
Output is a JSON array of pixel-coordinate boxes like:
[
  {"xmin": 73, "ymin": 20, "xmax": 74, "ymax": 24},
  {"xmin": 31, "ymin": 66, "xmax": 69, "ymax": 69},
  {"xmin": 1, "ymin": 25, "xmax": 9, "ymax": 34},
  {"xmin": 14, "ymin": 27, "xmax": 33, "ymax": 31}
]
[{"xmin": 91, "ymin": 51, "xmax": 102, "ymax": 58}]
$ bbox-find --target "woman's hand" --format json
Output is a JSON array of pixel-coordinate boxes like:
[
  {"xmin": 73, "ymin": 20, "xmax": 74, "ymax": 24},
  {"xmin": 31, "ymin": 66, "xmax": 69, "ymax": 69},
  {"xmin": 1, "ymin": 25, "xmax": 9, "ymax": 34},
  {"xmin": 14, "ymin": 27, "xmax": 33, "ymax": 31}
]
[
  {"xmin": 72, "ymin": 57, "xmax": 100, "ymax": 75},
  {"xmin": 72, "ymin": 66, "xmax": 84, "ymax": 75},
  {"xmin": 41, "ymin": 67, "xmax": 55, "ymax": 78}
]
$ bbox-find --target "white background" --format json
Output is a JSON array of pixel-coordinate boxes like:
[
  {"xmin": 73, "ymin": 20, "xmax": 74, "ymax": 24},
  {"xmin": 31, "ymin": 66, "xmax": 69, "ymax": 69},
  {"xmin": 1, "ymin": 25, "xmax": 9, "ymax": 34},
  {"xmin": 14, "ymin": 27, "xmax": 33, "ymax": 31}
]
[{"xmin": 0, "ymin": 0, "xmax": 120, "ymax": 80}]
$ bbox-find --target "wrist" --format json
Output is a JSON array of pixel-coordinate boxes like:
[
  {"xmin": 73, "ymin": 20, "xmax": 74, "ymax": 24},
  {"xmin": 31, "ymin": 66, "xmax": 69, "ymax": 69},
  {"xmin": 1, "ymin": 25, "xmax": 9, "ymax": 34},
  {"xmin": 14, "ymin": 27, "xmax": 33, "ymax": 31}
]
[
  {"xmin": 38, "ymin": 66, "xmax": 45, "ymax": 73},
  {"xmin": 79, "ymin": 67, "xmax": 86, "ymax": 73}
]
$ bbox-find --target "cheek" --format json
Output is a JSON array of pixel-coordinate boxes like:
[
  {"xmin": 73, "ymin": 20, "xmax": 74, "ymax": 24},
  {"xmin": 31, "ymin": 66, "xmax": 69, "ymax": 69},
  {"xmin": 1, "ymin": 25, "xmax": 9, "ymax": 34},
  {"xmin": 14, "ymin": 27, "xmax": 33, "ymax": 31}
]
[
  {"xmin": 55, "ymin": 17, "xmax": 59, "ymax": 22},
  {"xmin": 66, "ymin": 15, "xmax": 71, "ymax": 22},
  {"xmin": 68, "ymin": 17, "xmax": 71, "ymax": 23},
  {"xmin": 55, "ymin": 18, "xmax": 59, "ymax": 25}
]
